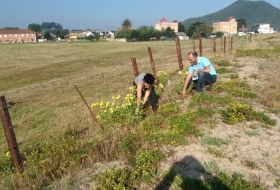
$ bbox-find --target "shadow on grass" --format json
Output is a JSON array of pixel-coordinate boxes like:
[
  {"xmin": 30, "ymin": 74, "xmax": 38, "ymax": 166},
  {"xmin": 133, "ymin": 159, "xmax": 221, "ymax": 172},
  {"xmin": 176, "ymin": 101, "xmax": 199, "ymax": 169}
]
[{"xmin": 155, "ymin": 155, "xmax": 231, "ymax": 190}]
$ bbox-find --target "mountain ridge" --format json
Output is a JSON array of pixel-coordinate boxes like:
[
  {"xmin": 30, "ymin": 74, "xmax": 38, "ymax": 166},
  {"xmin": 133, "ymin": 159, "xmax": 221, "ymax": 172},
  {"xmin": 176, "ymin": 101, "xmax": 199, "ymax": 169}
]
[{"xmin": 182, "ymin": 0, "xmax": 280, "ymax": 31}]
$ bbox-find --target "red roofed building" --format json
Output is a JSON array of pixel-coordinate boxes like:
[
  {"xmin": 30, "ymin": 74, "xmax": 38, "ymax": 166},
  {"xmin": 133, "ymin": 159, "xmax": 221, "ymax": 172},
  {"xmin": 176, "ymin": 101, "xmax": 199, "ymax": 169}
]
[
  {"xmin": 212, "ymin": 16, "xmax": 237, "ymax": 35},
  {"xmin": 154, "ymin": 17, "xmax": 178, "ymax": 32},
  {"xmin": 0, "ymin": 29, "xmax": 37, "ymax": 43}
]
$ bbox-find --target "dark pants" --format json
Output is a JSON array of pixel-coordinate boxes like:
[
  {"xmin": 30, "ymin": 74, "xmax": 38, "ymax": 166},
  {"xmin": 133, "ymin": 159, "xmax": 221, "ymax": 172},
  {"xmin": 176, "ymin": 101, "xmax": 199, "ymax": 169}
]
[
  {"xmin": 186, "ymin": 72, "xmax": 217, "ymax": 92},
  {"xmin": 133, "ymin": 82, "xmax": 158, "ymax": 111}
]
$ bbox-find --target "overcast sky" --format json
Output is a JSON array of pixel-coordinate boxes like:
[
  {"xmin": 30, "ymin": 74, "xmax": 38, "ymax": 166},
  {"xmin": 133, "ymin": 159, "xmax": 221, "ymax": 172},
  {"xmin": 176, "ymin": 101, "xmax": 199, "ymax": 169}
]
[{"xmin": 1, "ymin": 0, "xmax": 280, "ymax": 30}]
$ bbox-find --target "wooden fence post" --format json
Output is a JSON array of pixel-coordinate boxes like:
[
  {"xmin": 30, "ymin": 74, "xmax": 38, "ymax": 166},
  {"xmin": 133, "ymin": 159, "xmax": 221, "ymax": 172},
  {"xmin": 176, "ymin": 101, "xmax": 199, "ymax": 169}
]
[
  {"xmin": 213, "ymin": 38, "xmax": 216, "ymax": 54},
  {"xmin": 0, "ymin": 96, "xmax": 22, "ymax": 172},
  {"xmin": 199, "ymin": 33, "xmax": 202, "ymax": 56},
  {"xmin": 147, "ymin": 47, "xmax": 159, "ymax": 85},
  {"xmin": 174, "ymin": 37, "xmax": 183, "ymax": 70},
  {"xmin": 221, "ymin": 37, "xmax": 223, "ymax": 53},
  {"xmin": 224, "ymin": 36, "xmax": 227, "ymax": 53},
  {"xmin": 231, "ymin": 36, "xmax": 233, "ymax": 51},
  {"xmin": 131, "ymin": 57, "xmax": 139, "ymax": 77},
  {"xmin": 192, "ymin": 40, "xmax": 195, "ymax": 52}
]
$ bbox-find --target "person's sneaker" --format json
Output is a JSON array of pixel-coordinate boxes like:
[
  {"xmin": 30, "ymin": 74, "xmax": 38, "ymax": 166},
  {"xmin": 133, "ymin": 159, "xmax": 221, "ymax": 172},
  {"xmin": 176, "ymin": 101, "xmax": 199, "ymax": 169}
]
[{"xmin": 194, "ymin": 91, "xmax": 202, "ymax": 95}]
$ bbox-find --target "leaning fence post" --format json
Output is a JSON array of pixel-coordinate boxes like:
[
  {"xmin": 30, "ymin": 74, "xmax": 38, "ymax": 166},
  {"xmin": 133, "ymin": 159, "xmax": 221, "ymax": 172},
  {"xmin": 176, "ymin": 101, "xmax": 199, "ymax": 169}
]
[
  {"xmin": 0, "ymin": 96, "xmax": 23, "ymax": 172},
  {"xmin": 174, "ymin": 37, "xmax": 183, "ymax": 70},
  {"xmin": 131, "ymin": 57, "xmax": 139, "ymax": 77},
  {"xmin": 147, "ymin": 47, "xmax": 159, "ymax": 85},
  {"xmin": 74, "ymin": 85, "xmax": 103, "ymax": 130}
]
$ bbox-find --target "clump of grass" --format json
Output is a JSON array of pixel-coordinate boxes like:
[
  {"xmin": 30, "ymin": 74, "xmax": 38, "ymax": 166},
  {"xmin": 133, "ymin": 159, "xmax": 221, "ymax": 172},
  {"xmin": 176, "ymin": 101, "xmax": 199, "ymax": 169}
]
[
  {"xmin": 207, "ymin": 147, "xmax": 225, "ymax": 158},
  {"xmin": 216, "ymin": 67, "xmax": 232, "ymax": 74},
  {"xmin": 244, "ymin": 160, "xmax": 259, "ymax": 170},
  {"xmin": 201, "ymin": 135, "xmax": 230, "ymax": 146},
  {"xmin": 245, "ymin": 130, "xmax": 260, "ymax": 137},
  {"xmin": 249, "ymin": 73, "xmax": 259, "ymax": 79},
  {"xmin": 214, "ymin": 60, "xmax": 232, "ymax": 67}
]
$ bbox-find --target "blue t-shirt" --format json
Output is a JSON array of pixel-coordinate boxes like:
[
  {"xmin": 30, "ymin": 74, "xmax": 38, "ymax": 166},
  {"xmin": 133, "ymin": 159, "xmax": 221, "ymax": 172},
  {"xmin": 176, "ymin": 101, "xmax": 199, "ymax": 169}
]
[{"xmin": 188, "ymin": 56, "xmax": 217, "ymax": 75}]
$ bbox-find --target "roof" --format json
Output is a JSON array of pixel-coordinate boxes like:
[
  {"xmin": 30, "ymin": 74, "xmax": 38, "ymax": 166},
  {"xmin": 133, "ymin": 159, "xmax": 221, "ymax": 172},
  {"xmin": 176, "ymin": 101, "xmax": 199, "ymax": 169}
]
[
  {"xmin": 176, "ymin": 32, "xmax": 187, "ymax": 36},
  {"xmin": 227, "ymin": 16, "xmax": 234, "ymax": 21},
  {"xmin": 160, "ymin": 17, "xmax": 168, "ymax": 22},
  {"xmin": 0, "ymin": 29, "xmax": 36, "ymax": 34}
]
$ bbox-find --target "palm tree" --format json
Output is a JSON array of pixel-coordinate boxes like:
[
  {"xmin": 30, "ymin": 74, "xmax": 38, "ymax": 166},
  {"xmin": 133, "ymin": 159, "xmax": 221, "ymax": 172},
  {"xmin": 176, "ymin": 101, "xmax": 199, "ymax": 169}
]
[{"xmin": 122, "ymin": 18, "xmax": 132, "ymax": 29}]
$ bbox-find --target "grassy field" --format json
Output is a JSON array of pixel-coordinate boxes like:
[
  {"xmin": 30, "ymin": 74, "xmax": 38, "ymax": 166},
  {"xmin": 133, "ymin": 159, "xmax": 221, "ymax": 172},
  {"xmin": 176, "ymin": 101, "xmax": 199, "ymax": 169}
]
[
  {"xmin": 0, "ymin": 38, "xmax": 231, "ymax": 149},
  {"xmin": 0, "ymin": 34, "xmax": 279, "ymax": 189}
]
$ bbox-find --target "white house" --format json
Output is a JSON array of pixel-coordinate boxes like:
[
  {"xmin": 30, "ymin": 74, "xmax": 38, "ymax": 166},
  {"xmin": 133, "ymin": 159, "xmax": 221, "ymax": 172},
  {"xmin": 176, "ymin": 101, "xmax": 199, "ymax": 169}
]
[
  {"xmin": 175, "ymin": 32, "xmax": 189, "ymax": 40},
  {"xmin": 82, "ymin": 31, "xmax": 94, "ymax": 37},
  {"xmin": 251, "ymin": 23, "xmax": 275, "ymax": 34}
]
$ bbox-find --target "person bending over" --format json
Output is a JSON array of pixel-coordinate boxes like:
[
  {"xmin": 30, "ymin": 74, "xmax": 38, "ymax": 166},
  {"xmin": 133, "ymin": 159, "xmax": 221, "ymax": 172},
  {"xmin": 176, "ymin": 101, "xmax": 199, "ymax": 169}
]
[
  {"xmin": 133, "ymin": 73, "xmax": 158, "ymax": 112},
  {"xmin": 182, "ymin": 51, "xmax": 217, "ymax": 96}
]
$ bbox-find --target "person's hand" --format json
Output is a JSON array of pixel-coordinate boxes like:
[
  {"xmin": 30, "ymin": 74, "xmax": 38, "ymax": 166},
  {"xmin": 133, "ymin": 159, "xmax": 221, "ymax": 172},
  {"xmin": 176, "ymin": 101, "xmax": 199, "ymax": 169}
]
[{"xmin": 182, "ymin": 90, "xmax": 186, "ymax": 98}]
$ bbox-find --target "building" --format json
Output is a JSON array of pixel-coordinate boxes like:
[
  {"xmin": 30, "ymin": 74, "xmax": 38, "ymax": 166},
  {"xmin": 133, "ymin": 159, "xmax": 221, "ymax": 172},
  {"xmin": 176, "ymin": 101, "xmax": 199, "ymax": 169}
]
[
  {"xmin": 212, "ymin": 16, "xmax": 237, "ymax": 35},
  {"xmin": 0, "ymin": 29, "xmax": 37, "ymax": 43},
  {"xmin": 175, "ymin": 32, "xmax": 189, "ymax": 40},
  {"xmin": 154, "ymin": 17, "xmax": 178, "ymax": 33},
  {"xmin": 251, "ymin": 23, "xmax": 275, "ymax": 34}
]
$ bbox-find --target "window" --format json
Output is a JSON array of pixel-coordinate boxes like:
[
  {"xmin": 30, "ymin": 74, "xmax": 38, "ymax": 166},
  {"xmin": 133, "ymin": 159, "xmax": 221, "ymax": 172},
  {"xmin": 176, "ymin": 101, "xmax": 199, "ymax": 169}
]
[{"xmin": 15, "ymin": 34, "xmax": 17, "ymax": 37}]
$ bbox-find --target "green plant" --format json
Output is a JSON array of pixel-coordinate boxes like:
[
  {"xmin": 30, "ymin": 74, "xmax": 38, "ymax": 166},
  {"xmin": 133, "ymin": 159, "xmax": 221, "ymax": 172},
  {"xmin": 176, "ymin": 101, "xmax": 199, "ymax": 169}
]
[
  {"xmin": 133, "ymin": 149, "xmax": 164, "ymax": 182},
  {"xmin": 222, "ymin": 102, "xmax": 276, "ymax": 126},
  {"xmin": 0, "ymin": 151, "xmax": 13, "ymax": 173},
  {"xmin": 158, "ymin": 102, "xmax": 180, "ymax": 116},
  {"xmin": 95, "ymin": 168, "xmax": 133, "ymax": 190},
  {"xmin": 169, "ymin": 111, "xmax": 199, "ymax": 136},
  {"xmin": 119, "ymin": 133, "xmax": 142, "ymax": 155}
]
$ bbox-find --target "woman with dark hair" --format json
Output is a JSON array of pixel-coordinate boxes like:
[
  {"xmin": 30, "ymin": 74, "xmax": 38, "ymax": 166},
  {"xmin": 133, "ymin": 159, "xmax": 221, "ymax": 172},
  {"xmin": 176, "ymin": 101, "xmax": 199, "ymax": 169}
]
[{"xmin": 133, "ymin": 73, "xmax": 158, "ymax": 113}]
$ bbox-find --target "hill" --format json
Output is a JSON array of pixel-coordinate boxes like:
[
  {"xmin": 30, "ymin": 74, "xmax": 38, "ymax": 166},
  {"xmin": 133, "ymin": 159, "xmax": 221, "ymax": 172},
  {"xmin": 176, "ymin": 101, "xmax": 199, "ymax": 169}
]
[{"xmin": 181, "ymin": 0, "xmax": 280, "ymax": 31}]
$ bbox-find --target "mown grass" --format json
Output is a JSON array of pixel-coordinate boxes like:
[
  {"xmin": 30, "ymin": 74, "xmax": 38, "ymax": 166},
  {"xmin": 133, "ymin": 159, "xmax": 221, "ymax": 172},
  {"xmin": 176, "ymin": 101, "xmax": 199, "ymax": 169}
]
[{"xmin": 0, "ymin": 34, "xmax": 279, "ymax": 189}]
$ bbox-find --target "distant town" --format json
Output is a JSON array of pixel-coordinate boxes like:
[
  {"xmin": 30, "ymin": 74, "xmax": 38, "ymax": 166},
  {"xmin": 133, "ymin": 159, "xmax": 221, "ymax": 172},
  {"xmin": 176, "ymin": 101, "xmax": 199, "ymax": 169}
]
[{"xmin": 0, "ymin": 16, "xmax": 277, "ymax": 43}]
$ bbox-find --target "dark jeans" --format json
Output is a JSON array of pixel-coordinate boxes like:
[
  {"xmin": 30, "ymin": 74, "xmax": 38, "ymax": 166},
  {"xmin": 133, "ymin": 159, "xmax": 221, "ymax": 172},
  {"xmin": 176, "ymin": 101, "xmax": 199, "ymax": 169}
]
[
  {"xmin": 133, "ymin": 82, "xmax": 158, "ymax": 111},
  {"xmin": 186, "ymin": 72, "xmax": 217, "ymax": 92}
]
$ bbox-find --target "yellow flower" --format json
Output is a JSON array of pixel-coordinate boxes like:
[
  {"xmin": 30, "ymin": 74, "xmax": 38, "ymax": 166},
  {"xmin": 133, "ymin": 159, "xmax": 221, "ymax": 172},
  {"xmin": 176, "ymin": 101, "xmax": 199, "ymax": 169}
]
[
  {"xmin": 178, "ymin": 71, "xmax": 182, "ymax": 75},
  {"xmin": 6, "ymin": 151, "xmax": 10, "ymax": 157}
]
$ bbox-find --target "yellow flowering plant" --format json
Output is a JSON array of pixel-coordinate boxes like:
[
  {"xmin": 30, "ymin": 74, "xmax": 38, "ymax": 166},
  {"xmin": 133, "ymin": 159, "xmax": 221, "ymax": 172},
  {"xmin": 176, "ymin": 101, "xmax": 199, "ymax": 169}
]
[{"xmin": 91, "ymin": 87, "xmax": 144, "ymax": 126}]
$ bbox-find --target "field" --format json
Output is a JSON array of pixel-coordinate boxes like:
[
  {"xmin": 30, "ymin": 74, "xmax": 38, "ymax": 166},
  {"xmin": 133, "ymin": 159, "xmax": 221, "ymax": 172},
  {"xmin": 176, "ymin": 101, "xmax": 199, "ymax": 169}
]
[{"xmin": 0, "ymin": 35, "xmax": 280, "ymax": 189}]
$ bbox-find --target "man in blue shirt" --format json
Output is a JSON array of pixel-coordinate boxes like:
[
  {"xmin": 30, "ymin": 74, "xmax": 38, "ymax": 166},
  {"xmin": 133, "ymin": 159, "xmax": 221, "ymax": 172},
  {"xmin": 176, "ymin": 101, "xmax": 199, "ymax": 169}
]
[{"xmin": 182, "ymin": 51, "xmax": 217, "ymax": 96}]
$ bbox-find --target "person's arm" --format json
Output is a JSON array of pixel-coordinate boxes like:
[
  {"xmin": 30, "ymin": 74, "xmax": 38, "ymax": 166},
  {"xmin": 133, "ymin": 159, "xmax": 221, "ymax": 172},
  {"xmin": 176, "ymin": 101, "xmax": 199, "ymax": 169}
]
[
  {"xmin": 182, "ymin": 73, "xmax": 192, "ymax": 96},
  {"xmin": 136, "ymin": 81, "xmax": 143, "ymax": 106},
  {"xmin": 142, "ymin": 84, "xmax": 154, "ymax": 104},
  {"xmin": 192, "ymin": 65, "xmax": 210, "ymax": 75}
]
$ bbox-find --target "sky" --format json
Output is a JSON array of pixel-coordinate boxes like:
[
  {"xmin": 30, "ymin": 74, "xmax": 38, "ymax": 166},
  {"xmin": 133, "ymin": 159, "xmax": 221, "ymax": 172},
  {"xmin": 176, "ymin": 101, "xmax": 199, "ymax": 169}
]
[{"xmin": 1, "ymin": 0, "xmax": 280, "ymax": 31}]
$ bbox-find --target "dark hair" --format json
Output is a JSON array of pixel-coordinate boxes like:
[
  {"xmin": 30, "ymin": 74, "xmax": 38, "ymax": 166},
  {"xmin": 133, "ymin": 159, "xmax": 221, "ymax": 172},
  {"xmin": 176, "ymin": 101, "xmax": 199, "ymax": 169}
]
[
  {"xmin": 143, "ymin": 73, "xmax": 155, "ymax": 84},
  {"xmin": 188, "ymin": 51, "xmax": 198, "ymax": 58}
]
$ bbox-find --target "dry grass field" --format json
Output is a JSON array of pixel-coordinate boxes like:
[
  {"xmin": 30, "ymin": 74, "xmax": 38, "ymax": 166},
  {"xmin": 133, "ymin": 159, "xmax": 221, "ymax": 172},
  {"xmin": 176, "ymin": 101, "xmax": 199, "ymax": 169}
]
[{"xmin": 0, "ymin": 34, "xmax": 280, "ymax": 189}]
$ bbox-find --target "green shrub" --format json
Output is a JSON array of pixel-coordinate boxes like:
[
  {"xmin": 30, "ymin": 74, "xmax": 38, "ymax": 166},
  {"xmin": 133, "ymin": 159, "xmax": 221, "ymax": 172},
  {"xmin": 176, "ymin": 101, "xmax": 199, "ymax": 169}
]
[
  {"xmin": 133, "ymin": 149, "xmax": 164, "ymax": 182},
  {"xmin": 95, "ymin": 168, "xmax": 133, "ymax": 190}
]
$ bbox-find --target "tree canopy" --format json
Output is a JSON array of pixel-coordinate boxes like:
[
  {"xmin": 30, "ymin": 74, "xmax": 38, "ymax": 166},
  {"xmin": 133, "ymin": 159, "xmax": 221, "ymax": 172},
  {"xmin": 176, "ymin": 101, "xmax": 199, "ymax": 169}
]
[{"xmin": 122, "ymin": 18, "xmax": 132, "ymax": 29}]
